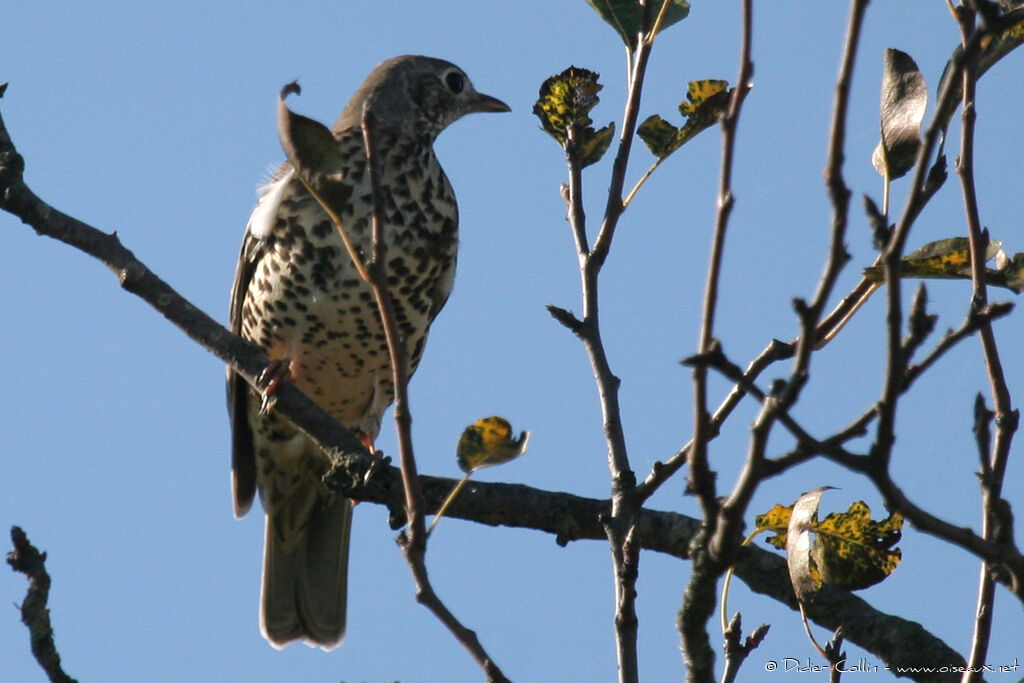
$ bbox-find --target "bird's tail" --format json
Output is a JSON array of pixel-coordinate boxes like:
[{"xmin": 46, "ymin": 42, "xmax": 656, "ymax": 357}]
[{"xmin": 260, "ymin": 493, "xmax": 352, "ymax": 650}]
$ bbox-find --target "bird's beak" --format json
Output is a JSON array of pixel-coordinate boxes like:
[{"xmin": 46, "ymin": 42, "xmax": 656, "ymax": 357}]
[{"xmin": 468, "ymin": 92, "xmax": 511, "ymax": 114}]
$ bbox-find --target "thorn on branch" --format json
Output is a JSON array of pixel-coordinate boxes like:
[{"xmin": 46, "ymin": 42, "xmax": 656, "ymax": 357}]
[
  {"xmin": 791, "ymin": 297, "xmax": 810, "ymax": 319},
  {"xmin": 964, "ymin": 301, "xmax": 1015, "ymax": 339},
  {"xmin": 975, "ymin": 300, "xmax": 1014, "ymax": 325},
  {"xmin": 546, "ymin": 304, "xmax": 584, "ymax": 335},
  {"xmin": 903, "ymin": 284, "xmax": 937, "ymax": 357},
  {"xmin": 558, "ymin": 183, "xmax": 570, "ymax": 210},
  {"xmin": 988, "ymin": 495, "xmax": 1016, "ymax": 547},
  {"xmin": 680, "ymin": 339, "xmax": 724, "ymax": 368},
  {"xmin": 863, "ymin": 194, "xmax": 891, "ymax": 250},
  {"xmin": 825, "ymin": 626, "xmax": 848, "ymax": 681},
  {"xmin": 117, "ymin": 258, "xmax": 147, "ymax": 289},
  {"xmin": 923, "ymin": 153, "xmax": 948, "ymax": 198},
  {"xmin": 995, "ymin": 407, "xmax": 1020, "ymax": 435}
]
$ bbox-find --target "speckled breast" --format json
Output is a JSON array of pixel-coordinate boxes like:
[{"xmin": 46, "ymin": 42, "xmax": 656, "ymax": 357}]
[{"xmin": 239, "ymin": 133, "xmax": 458, "ymax": 437}]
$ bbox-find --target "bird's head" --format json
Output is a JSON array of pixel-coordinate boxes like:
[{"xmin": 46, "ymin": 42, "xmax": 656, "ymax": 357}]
[{"xmin": 334, "ymin": 55, "xmax": 510, "ymax": 140}]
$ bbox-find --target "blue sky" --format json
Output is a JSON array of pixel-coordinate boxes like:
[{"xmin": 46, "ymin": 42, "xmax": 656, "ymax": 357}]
[{"xmin": 3, "ymin": 2, "xmax": 1023, "ymax": 681}]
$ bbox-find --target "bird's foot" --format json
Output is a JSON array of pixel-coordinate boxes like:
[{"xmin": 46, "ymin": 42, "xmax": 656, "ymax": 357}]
[
  {"xmin": 257, "ymin": 358, "xmax": 292, "ymax": 415},
  {"xmin": 357, "ymin": 431, "xmax": 389, "ymax": 486}
]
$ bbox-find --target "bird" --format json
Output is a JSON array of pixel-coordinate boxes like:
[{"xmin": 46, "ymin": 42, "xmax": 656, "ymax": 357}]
[{"xmin": 226, "ymin": 55, "xmax": 509, "ymax": 650}]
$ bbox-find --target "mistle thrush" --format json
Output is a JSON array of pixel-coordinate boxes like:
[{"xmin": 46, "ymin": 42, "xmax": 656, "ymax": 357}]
[{"xmin": 226, "ymin": 55, "xmax": 509, "ymax": 649}]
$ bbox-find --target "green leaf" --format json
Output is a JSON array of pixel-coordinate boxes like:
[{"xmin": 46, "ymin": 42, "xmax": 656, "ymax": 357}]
[
  {"xmin": 637, "ymin": 79, "xmax": 731, "ymax": 159},
  {"xmin": 872, "ymin": 48, "xmax": 927, "ymax": 179},
  {"xmin": 637, "ymin": 115, "xmax": 681, "ymax": 157},
  {"xmin": 534, "ymin": 67, "xmax": 614, "ymax": 167},
  {"xmin": 582, "ymin": 122, "xmax": 616, "ymax": 168},
  {"xmin": 534, "ymin": 66, "xmax": 602, "ymax": 144},
  {"xmin": 585, "ymin": 0, "xmax": 691, "ymax": 49},
  {"xmin": 864, "ymin": 237, "xmax": 1002, "ymax": 282}
]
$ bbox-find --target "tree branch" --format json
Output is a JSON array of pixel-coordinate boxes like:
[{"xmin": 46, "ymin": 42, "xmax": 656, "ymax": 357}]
[
  {"xmin": 556, "ymin": 6, "xmax": 673, "ymax": 678},
  {"xmin": 6, "ymin": 527, "xmax": 78, "ymax": 683},
  {"xmin": 0, "ymin": 85, "xmax": 370, "ymax": 467},
  {"xmin": 951, "ymin": 7, "xmax": 1021, "ymax": 677},
  {"xmin": 674, "ymin": 5, "xmax": 756, "ymax": 682}
]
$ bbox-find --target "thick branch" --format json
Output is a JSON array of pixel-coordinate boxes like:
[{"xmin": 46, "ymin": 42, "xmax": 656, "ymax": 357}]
[{"xmin": 333, "ymin": 459, "xmax": 966, "ymax": 678}]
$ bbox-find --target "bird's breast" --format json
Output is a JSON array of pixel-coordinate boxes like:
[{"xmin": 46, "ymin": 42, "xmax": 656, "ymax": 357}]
[{"xmin": 240, "ymin": 150, "xmax": 457, "ymax": 430}]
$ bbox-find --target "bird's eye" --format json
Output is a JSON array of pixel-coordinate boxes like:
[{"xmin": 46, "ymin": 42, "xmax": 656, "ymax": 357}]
[{"xmin": 445, "ymin": 71, "xmax": 465, "ymax": 94}]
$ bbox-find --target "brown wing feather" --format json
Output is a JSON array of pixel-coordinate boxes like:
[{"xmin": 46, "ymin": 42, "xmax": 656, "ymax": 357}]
[{"xmin": 226, "ymin": 230, "xmax": 263, "ymax": 518}]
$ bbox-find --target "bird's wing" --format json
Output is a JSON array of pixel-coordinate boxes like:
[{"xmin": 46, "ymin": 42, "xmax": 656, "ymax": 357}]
[{"xmin": 226, "ymin": 169, "xmax": 294, "ymax": 518}]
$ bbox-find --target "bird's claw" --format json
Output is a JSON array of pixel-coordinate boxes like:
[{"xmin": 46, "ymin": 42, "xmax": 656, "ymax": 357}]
[
  {"xmin": 356, "ymin": 432, "xmax": 388, "ymax": 486},
  {"xmin": 362, "ymin": 450, "xmax": 390, "ymax": 486},
  {"xmin": 257, "ymin": 358, "xmax": 292, "ymax": 415}
]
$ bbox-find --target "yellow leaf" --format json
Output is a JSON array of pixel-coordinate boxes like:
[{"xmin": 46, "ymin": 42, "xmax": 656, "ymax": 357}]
[
  {"xmin": 637, "ymin": 79, "xmax": 733, "ymax": 160},
  {"xmin": 756, "ymin": 493, "xmax": 903, "ymax": 593},
  {"xmin": 678, "ymin": 79, "xmax": 729, "ymax": 116},
  {"xmin": 754, "ymin": 503, "xmax": 792, "ymax": 550},
  {"xmin": 815, "ymin": 502, "xmax": 902, "ymax": 590},
  {"xmin": 456, "ymin": 416, "xmax": 530, "ymax": 473},
  {"xmin": 864, "ymin": 237, "xmax": 1002, "ymax": 282},
  {"xmin": 582, "ymin": 123, "xmax": 616, "ymax": 168},
  {"xmin": 533, "ymin": 67, "xmax": 614, "ymax": 167},
  {"xmin": 533, "ymin": 67, "xmax": 603, "ymax": 144}
]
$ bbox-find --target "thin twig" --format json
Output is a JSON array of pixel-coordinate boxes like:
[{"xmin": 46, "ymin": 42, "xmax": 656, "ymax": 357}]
[
  {"xmin": 360, "ymin": 106, "xmax": 508, "ymax": 682},
  {"xmin": 359, "ymin": 106, "xmax": 419, "ymax": 529},
  {"xmin": 635, "ymin": 338, "xmax": 792, "ymax": 503},
  {"xmin": 622, "ymin": 157, "xmax": 663, "ymax": 209},
  {"xmin": 867, "ymin": 9, "xmax": 1021, "ymax": 481},
  {"xmin": 6, "ymin": 527, "xmax": 78, "ymax": 683},
  {"xmin": 952, "ymin": 8, "xmax": 1019, "ymax": 678},
  {"xmin": 559, "ymin": 5, "xmax": 672, "ymax": 679},
  {"xmin": 684, "ymin": 348, "xmax": 868, "ymax": 476},
  {"xmin": 826, "ymin": 627, "xmax": 847, "ymax": 683},
  {"xmin": 719, "ymin": 613, "xmax": 769, "ymax": 683},
  {"xmin": 870, "ymin": 468, "xmax": 1022, "ymax": 592},
  {"xmin": 861, "ymin": 7, "xmax": 1024, "ymax": 606},
  {"xmin": 804, "ymin": 0, "xmax": 871, "ymax": 361},
  {"xmin": 689, "ymin": 0, "xmax": 754, "ymax": 515},
  {"xmin": 680, "ymin": 3, "xmax": 754, "ymax": 681}
]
